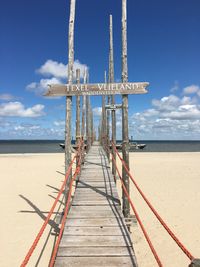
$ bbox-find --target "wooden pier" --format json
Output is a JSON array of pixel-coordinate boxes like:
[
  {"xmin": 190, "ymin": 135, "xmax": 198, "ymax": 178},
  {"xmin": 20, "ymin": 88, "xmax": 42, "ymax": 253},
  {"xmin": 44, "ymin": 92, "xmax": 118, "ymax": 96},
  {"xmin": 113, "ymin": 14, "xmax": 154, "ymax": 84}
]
[{"xmin": 54, "ymin": 142, "xmax": 137, "ymax": 267}]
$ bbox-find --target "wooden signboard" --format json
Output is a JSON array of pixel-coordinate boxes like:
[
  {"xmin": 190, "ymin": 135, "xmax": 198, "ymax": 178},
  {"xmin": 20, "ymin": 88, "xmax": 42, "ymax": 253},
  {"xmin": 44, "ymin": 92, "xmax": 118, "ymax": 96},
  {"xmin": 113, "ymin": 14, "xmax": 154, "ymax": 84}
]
[{"xmin": 45, "ymin": 82, "xmax": 149, "ymax": 97}]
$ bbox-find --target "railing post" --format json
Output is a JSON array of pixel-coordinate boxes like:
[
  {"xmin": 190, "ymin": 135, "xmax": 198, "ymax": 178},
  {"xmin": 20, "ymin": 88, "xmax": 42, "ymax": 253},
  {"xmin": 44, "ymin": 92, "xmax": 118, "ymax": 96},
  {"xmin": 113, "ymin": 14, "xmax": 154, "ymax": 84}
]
[
  {"xmin": 65, "ymin": 0, "xmax": 76, "ymax": 203},
  {"xmin": 109, "ymin": 14, "xmax": 116, "ymax": 180},
  {"xmin": 106, "ymin": 96, "xmax": 110, "ymax": 161},
  {"xmin": 121, "ymin": 0, "xmax": 130, "ymax": 218},
  {"xmin": 81, "ymin": 69, "xmax": 87, "ymax": 142},
  {"xmin": 76, "ymin": 69, "xmax": 81, "ymax": 168},
  {"xmin": 102, "ymin": 71, "xmax": 107, "ymax": 151}
]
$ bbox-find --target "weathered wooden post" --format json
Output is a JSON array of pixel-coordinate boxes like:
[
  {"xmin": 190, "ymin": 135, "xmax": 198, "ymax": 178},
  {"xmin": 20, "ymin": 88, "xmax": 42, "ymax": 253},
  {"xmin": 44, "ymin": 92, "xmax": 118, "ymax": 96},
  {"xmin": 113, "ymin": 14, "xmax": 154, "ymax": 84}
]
[
  {"xmin": 98, "ymin": 124, "xmax": 101, "ymax": 142},
  {"xmin": 102, "ymin": 71, "xmax": 107, "ymax": 149},
  {"xmin": 76, "ymin": 69, "xmax": 81, "ymax": 144},
  {"xmin": 65, "ymin": 0, "xmax": 76, "ymax": 201},
  {"xmin": 122, "ymin": 0, "xmax": 130, "ymax": 218},
  {"xmin": 90, "ymin": 106, "xmax": 94, "ymax": 144},
  {"xmin": 75, "ymin": 69, "xmax": 81, "ymax": 168},
  {"xmin": 109, "ymin": 14, "xmax": 116, "ymax": 180},
  {"xmin": 86, "ymin": 70, "xmax": 91, "ymax": 152},
  {"xmin": 81, "ymin": 69, "xmax": 87, "ymax": 141},
  {"xmin": 106, "ymin": 98, "xmax": 111, "ymax": 160}
]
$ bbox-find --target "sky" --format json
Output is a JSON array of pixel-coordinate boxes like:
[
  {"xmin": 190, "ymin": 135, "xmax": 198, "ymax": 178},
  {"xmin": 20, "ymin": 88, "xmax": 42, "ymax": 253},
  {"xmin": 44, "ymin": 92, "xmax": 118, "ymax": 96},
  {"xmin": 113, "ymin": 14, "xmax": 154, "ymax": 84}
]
[{"xmin": 0, "ymin": 0, "xmax": 200, "ymax": 140}]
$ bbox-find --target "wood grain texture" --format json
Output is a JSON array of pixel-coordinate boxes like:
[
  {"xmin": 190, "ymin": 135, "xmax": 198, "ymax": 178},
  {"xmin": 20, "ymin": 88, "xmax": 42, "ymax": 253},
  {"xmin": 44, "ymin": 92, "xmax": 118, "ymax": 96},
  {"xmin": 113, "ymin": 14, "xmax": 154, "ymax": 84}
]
[{"xmin": 54, "ymin": 144, "xmax": 137, "ymax": 267}]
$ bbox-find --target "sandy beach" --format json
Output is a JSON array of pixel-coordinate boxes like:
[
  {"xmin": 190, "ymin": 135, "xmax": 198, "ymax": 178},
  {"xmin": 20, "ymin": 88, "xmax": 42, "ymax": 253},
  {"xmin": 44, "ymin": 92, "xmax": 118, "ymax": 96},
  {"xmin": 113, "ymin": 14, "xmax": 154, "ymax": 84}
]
[{"xmin": 0, "ymin": 152, "xmax": 200, "ymax": 267}]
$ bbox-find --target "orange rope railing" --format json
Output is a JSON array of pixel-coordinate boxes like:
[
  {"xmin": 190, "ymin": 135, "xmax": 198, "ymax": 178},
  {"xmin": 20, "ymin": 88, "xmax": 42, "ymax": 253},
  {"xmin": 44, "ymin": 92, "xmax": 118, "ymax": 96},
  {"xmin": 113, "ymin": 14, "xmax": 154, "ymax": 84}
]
[
  {"xmin": 111, "ymin": 142, "xmax": 194, "ymax": 262},
  {"xmin": 49, "ymin": 146, "xmax": 83, "ymax": 266},
  {"xmin": 110, "ymin": 149, "xmax": 163, "ymax": 266},
  {"xmin": 20, "ymin": 140, "xmax": 84, "ymax": 267},
  {"xmin": 104, "ymin": 141, "xmax": 197, "ymax": 266}
]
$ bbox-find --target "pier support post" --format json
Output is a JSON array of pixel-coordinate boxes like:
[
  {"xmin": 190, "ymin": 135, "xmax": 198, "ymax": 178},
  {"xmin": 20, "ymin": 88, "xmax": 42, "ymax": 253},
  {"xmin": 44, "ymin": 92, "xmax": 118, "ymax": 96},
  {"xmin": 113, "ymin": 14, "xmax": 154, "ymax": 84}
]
[
  {"xmin": 86, "ymin": 70, "xmax": 91, "ymax": 152},
  {"xmin": 102, "ymin": 71, "xmax": 107, "ymax": 149},
  {"xmin": 81, "ymin": 69, "xmax": 87, "ymax": 141},
  {"xmin": 109, "ymin": 14, "xmax": 116, "ymax": 180},
  {"xmin": 76, "ymin": 69, "xmax": 81, "ymax": 167},
  {"xmin": 90, "ymin": 105, "xmax": 94, "ymax": 145},
  {"xmin": 122, "ymin": 0, "xmax": 130, "ymax": 218},
  {"xmin": 106, "ymin": 96, "xmax": 110, "ymax": 161},
  {"xmin": 65, "ymin": 0, "xmax": 76, "ymax": 202}
]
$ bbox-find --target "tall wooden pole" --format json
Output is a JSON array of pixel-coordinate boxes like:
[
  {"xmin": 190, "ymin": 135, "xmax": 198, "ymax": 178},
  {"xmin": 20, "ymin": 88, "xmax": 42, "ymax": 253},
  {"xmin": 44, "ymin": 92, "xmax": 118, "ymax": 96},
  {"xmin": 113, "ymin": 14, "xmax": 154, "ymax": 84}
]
[
  {"xmin": 65, "ymin": 0, "xmax": 76, "ymax": 177},
  {"xmin": 75, "ymin": 69, "xmax": 80, "ymax": 168},
  {"xmin": 102, "ymin": 71, "xmax": 107, "ymax": 147},
  {"xmin": 122, "ymin": 0, "xmax": 130, "ymax": 218},
  {"xmin": 107, "ymin": 57, "xmax": 110, "ymax": 159},
  {"xmin": 107, "ymin": 101, "xmax": 110, "ymax": 160},
  {"xmin": 81, "ymin": 69, "xmax": 87, "ymax": 140},
  {"xmin": 98, "ymin": 124, "xmax": 101, "ymax": 142},
  {"xmin": 86, "ymin": 71, "xmax": 91, "ymax": 152},
  {"xmin": 76, "ymin": 69, "xmax": 81, "ymax": 144},
  {"xmin": 109, "ymin": 15, "xmax": 116, "ymax": 179},
  {"xmin": 90, "ymin": 105, "xmax": 93, "ymax": 145}
]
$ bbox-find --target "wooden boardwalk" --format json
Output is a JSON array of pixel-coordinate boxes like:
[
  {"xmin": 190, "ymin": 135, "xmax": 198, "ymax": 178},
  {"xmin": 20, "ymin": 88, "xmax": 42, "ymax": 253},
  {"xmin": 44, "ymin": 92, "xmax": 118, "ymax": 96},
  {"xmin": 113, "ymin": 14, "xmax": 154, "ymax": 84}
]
[{"xmin": 55, "ymin": 142, "xmax": 137, "ymax": 267}]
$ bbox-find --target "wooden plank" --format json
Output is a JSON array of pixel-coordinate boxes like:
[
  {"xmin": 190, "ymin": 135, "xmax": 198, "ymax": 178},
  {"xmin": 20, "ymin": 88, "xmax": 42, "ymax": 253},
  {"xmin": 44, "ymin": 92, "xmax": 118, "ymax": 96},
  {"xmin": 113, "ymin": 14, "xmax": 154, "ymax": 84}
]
[
  {"xmin": 75, "ymin": 189, "xmax": 118, "ymax": 195},
  {"xmin": 54, "ymin": 256, "xmax": 137, "ymax": 267},
  {"xmin": 67, "ymin": 205, "xmax": 121, "ymax": 212},
  {"xmin": 59, "ymin": 235, "xmax": 132, "ymax": 247},
  {"xmin": 73, "ymin": 194, "xmax": 119, "ymax": 200},
  {"xmin": 74, "ymin": 189, "xmax": 118, "ymax": 195},
  {"xmin": 54, "ymin": 144, "xmax": 137, "ymax": 267},
  {"xmin": 65, "ymin": 218, "xmax": 126, "ymax": 227},
  {"xmin": 57, "ymin": 246, "xmax": 135, "ymax": 257},
  {"xmin": 67, "ymin": 210, "xmax": 122, "ymax": 218},
  {"xmin": 73, "ymin": 198, "xmax": 119, "ymax": 203},
  {"xmin": 77, "ymin": 181, "xmax": 115, "ymax": 186},
  {"xmin": 63, "ymin": 226, "xmax": 127, "ymax": 236},
  {"xmin": 72, "ymin": 201, "xmax": 120, "ymax": 207}
]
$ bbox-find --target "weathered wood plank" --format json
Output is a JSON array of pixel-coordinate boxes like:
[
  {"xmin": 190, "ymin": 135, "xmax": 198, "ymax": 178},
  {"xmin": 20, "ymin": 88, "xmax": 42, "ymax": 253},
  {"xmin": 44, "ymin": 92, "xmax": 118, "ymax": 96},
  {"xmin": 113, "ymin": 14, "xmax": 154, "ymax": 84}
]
[
  {"xmin": 67, "ymin": 209, "xmax": 122, "ymax": 218},
  {"xmin": 60, "ymin": 235, "xmax": 132, "ymax": 247},
  {"xmin": 63, "ymin": 226, "xmax": 127, "ymax": 236},
  {"xmin": 72, "ymin": 201, "xmax": 120, "ymax": 206},
  {"xmin": 55, "ymin": 256, "xmax": 137, "ymax": 267},
  {"xmin": 54, "ymin": 144, "xmax": 137, "ymax": 267},
  {"xmin": 77, "ymin": 181, "xmax": 116, "ymax": 187},
  {"xmin": 57, "ymin": 246, "xmax": 134, "ymax": 257},
  {"xmin": 65, "ymin": 218, "xmax": 126, "ymax": 227},
  {"xmin": 67, "ymin": 205, "xmax": 121, "ymax": 212}
]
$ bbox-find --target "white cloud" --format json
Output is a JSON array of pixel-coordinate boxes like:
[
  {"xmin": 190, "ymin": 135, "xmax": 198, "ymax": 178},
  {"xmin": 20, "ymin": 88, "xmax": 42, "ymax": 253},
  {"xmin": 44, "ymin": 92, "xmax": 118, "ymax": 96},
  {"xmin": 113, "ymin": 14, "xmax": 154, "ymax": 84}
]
[
  {"xmin": 162, "ymin": 104, "xmax": 200, "ymax": 120},
  {"xmin": 0, "ymin": 94, "xmax": 16, "ymax": 101},
  {"xmin": 14, "ymin": 125, "xmax": 41, "ymax": 131},
  {"xmin": 152, "ymin": 95, "xmax": 181, "ymax": 112},
  {"xmin": 37, "ymin": 59, "xmax": 88, "ymax": 79},
  {"xmin": 27, "ymin": 59, "xmax": 89, "ymax": 96},
  {"xmin": 131, "ymin": 90, "xmax": 200, "ymax": 139},
  {"xmin": 183, "ymin": 85, "xmax": 200, "ymax": 95},
  {"xmin": 0, "ymin": 102, "xmax": 45, "ymax": 117},
  {"xmin": 54, "ymin": 120, "xmax": 65, "ymax": 127},
  {"xmin": 26, "ymin": 77, "xmax": 61, "ymax": 96}
]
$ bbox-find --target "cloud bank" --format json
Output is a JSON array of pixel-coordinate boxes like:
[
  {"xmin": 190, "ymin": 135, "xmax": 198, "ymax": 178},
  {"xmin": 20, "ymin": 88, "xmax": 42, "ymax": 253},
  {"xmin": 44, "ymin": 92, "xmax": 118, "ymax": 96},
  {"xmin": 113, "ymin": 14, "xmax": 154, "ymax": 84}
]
[
  {"xmin": 0, "ymin": 102, "xmax": 45, "ymax": 117},
  {"xmin": 27, "ymin": 59, "xmax": 89, "ymax": 95}
]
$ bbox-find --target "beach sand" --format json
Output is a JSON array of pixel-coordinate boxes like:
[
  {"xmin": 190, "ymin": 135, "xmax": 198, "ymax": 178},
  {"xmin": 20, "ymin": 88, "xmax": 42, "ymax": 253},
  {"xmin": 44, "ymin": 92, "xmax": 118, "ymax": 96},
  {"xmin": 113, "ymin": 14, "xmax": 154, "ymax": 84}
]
[{"xmin": 0, "ymin": 152, "xmax": 200, "ymax": 266}]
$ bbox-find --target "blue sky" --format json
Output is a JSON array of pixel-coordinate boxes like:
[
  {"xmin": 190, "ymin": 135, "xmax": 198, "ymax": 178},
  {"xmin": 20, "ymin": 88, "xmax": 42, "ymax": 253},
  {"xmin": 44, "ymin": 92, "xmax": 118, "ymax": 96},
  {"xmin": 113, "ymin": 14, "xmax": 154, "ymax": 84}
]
[{"xmin": 0, "ymin": 0, "xmax": 200, "ymax": 140}]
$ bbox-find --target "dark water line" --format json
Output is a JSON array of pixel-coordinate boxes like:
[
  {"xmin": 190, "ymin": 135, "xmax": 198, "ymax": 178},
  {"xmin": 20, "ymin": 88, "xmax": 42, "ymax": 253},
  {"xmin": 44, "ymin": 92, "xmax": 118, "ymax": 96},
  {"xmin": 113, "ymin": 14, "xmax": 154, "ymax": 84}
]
[{"xmin": 0, "ymin": 140, "xmax": 200, "ymax": 154}]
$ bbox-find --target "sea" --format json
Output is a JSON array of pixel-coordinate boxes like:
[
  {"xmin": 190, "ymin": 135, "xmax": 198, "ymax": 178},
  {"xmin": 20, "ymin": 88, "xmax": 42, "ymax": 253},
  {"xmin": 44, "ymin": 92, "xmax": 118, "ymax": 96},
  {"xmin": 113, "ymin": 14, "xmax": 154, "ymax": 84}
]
[{"xmin": 0, "ymin": 140, "xmax": 200, "ymax": 154}]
